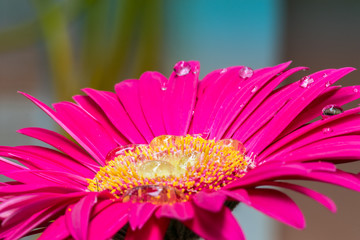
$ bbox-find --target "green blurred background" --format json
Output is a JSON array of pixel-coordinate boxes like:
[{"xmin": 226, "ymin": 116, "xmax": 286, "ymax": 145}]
[{"xmin": 1, "ymin": 0, "xmax": 360, "ymax": 239}]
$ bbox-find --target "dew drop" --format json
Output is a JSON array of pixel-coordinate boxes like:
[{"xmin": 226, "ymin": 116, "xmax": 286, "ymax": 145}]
[
  {"xmin": 323, "ymin": 73, "xmax": 328, "ymax": 78},
  {"xmin": 220, "ymin": 68, "xmax": 228, "ymax": 74},
  {"xmin": 106, "ymin": 144, "xmax": 144, "ymax": 163},
  {"xmin": 322, "ymin": 127, "xmax": 333, "ymax": 134},
  {"xmin": 161, "ymin": 81, "xmax": 168, "ymax": 91},
  {"xmin": 354, "ymin": 87, "xmax": 359, "ymax": 93},
  {"xmin": 215, "ymin": 139, "xmax": 246, "ymax": 154},
  {"xmin": 239, "ymin": 66, "xmax": 253, "ymax": 79},
  {"xmin": 299, "ymin": 76, "xmax": 314, "ymax": 88},
  {"xmin": 325, "ymin": 81, "xmax": 331, "ymax": 87},
  {"xmin": 251, "ymin": 86, "xmax": 258, "ymax": 93},
  {"xmin": 122, "ymin": 185, "xmax": 186, "ymax": 204},
  {"xmin": 321, "ymin": 105, "xmax": 344, "ymax": 119},
  {"xmin": 173, "ymin": 61, "xmax": 192, "ymax": 76}
]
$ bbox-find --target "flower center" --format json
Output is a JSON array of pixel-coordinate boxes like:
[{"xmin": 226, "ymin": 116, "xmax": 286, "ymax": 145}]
[{"xmin": 87, "ymin": 135, "xmax": 250, "ymax": 203}]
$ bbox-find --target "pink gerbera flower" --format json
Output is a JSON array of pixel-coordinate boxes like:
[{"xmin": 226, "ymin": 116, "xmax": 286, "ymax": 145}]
[{"xmin": 1, "ymin": 61, "xmax": 360, "ymax": 240}]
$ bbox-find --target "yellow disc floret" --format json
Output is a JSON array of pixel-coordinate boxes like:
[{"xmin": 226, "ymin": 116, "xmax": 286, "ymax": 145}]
[{"xmin": 87, "ymin": 135, "xmax": 249, "ymax": 201}]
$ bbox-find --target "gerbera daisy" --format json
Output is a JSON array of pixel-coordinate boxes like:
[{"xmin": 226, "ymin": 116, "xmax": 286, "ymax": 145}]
[{"xmin": 1, "ymin": 60, "xmax": 360, "ymax": 240}]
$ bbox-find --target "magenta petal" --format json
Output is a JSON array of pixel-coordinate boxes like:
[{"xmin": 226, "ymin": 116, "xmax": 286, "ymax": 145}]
[
  {"xmin": 210, "ymin": 62, "xmax": 291, "ymax": 139},
  {"xmin": 193, "ymin": 191, "xmax": 227, "ymax": 212},
  {"xmin": 18, "ymin": 127, "xmax": 99, "ymax": 172},
  {"xmin": 128, "ymin": 203, "xmax": 158, "ymax": 230},
  {"xmin": 155, "ymin": 201, "xmax": 194, "ymax": 221},
  {"xmin": 73, "ymin": 95, "xmax": 129, "ymax": 146},
  {"xmin": 38, "ymin": 215, "xmax": 70, "ymax": 240},
  {"xmin": 82, "ymin": 88, "xmax": 146, "ymax": 143},
  {"xmin": 246, "ymin": 188, "xmax": 305, "ymax": 229},
  {"xmin": 53, "ymin": 102, "xmax": 118, "ymax": 165},
  {"xmin": 248, "ymin": 67, "xmax": 355, "ymax": 154},
  {"xmin": 184, "ymin": 205, "xmax": 245, "ymax": 240},
  {"xmin": 115, "ymin": 80, "xmax": 155, "ymax": 143},
  {"xmin": 163, "ymin": 61, "xmax": 199, "ymax": 135},
  {"xmin": 138, "ymin": 71, "xmax": 167, "ymax": 136},
  {"xmin": 88, "ymin": 201, "xmax": 129, "ymax": 240},
  {"xmin": 66, "ymin": 192, "xmax": 98, "ymax": 240},
  {"xmin": 226, "ymin": 66, "xmax": 306, "ymax": 139},
  {"xmin": 263, "ymin": 181, "xmax": 336, "ymax": 212},
  {"xmin": 19, "ymin": 92, "xmax": 113, "ymax": 164},
  {"xmin": 125, "ymin": 216, "xmax": 169, "ymax": 240}
]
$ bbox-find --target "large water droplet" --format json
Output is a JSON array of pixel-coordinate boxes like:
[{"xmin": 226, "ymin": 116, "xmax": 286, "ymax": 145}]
[
  {"xmin": 173, "ymin": 61, "xmax": 192, "ymax": 76},
  {"xmin": 299, "ymin": 76, "xmax": 314, "ymax": 88},
  {"xmin": 322, "ymin": 127, "xmax": 333, "ymax": 134},
  {"xmin": 122, "ymin": 185, "xmax": 186, "ymax": 204},
  {"xmin": 321, "ymin": 105, "xmax": 343, "ymax": 119},
  {"xmin": 215, "ymin": 139, "xmax": 246, "ymax": 154},
  {"xmin": 239, "ymin": 66, "xmax": 253, "ymax": 79},
  {"xmin": 353, "ymin": 87, "xmax": 359, "ymax": 93},
  {"xmin": 137, "ymin": 160, "xmax": 176, "ymax": 178},
  {"xmin": 325, "ymin": 81, "xmax": 331, "ymax": 87}
]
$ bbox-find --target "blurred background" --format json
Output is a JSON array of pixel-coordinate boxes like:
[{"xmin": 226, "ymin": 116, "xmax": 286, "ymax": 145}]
[{"xmin": 1, "ymin": 0, "xmax": 360, "ymax": 239}]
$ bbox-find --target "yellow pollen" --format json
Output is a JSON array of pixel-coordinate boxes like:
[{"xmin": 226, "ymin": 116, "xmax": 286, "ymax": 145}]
[{"xmin": 87, "ymin": 135, "xmax": 249, "ymax": 201}]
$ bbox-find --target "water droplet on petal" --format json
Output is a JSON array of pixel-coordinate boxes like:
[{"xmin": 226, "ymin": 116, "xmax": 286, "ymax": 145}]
[
  {"xmin": 353, "ymin": 87, "xmax": 359, "ymax": 93},
  {"xmin": 325, "ymin": 81, "xmax": 331, "ymax": 87},
  {"xmin": 251, "ymin": 86, "xmax": 258, "ymax": 93},
  {"xmin": 323, "ymin": 73, "xmax": 328, "ymax": 78},
  {"xmin": 215, "ymin": 139, "xmax": 246, "ymax": 154},
  {"xmin": 161, "ymin": 81, "xmax": 168, "ymax": 91},
  {"xmin": 322, "ymin": 127, "xmax": 333, "ymax": 134},
  {"xmin": 239, "ymin": 66, "xmax": 253, "ymax": 79},
  {"xmin": 220, "ymin": 68, "xmax": 228, "ymax": 74},
  {"xmin": 122, "ymin": 185, "xmax": 186, "ymax": 204},
  {"xmin": 173, "ymin": 61, "xmax": 192, "ymax": 76},
  {"xmin": 299, "ymin": 76, "xmax": 314, "ymax": 88},
  {"xmin": 321, "ymin": 105, "xmax": 344, "ymax": 119},
  {"xmin": 106, "ymin": 144, "xmax": 145, "ymax": 163}
]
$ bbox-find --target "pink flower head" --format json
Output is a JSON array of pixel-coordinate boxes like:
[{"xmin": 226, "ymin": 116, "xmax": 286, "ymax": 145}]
[{"xmin": 1, "ymin": 61, "xmax": 360, "ymax": 240}]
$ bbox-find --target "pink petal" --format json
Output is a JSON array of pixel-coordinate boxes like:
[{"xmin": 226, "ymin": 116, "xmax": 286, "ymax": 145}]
[
  {"xmin": 19, "ymin": 92, "xmax": 109, "ymax": 164},
  {"xmin": 88, "ymin": 201, "xmax": 129, "ymax": 240},
  {"xmin": 115, "ymin": 80, "xmax": 155, "ymax": 142},
  {"xmin": 125, "ymin": 216, "xmax": 169, "ymax": 240},
  {"xmin": 246, "ymin": 188, "xmax": 305, "ymax": 229},
  {"xmin": 73, "ymin": 95, "xmax": 129, "ymax": 146},
  {"xmin": 82, "ymin": 88, "xmax": 146, "ymax": 143},
  {"xmin": 66, "ymin": 192, "xmax": 98, "ymax": 240},
  {"xmin": 38, "ymin": 215, "xmax": 70, "ymax": 240},
  {"xmin": 193, "ymin": 191, "xmax": 227, "ymax": 212},
  {"xmin": 138, "ymin": 71, "xmax": 167, "ymax": 136},
  {"xmin": 163, "ymin": 61, "xmax": 199, "ymax": 135},
  {"xmin": 210, "ymin": 62, "xmax": 291, "ymax": 139},
  {"xmin": 128, "ymin": 202, "xmax": 158, "ymax": 230},
  {"xmin": 18, "ymin": 127, "xmax": 99, "ymax": 172},
  {"xmin": 262, "ymin": 181, "xmax": 336, "ymax": 212},
  {"xmin": 247, "ymin": 67, "xmax": 355, "ymax": 154},
  {"xmin": 183, "ymin": 205, "xmax": 245, "ymax": 240},
  {"xmin": 280, "ymin": 85, "xmax": 360, "ymax": 137},
  {"xmin": 155, "ymin": 201, "xmax": 194, "ymax": 221},
  {"xmin": 53, "ymin": 102, "xmax": 119, "ymax": 165}
]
